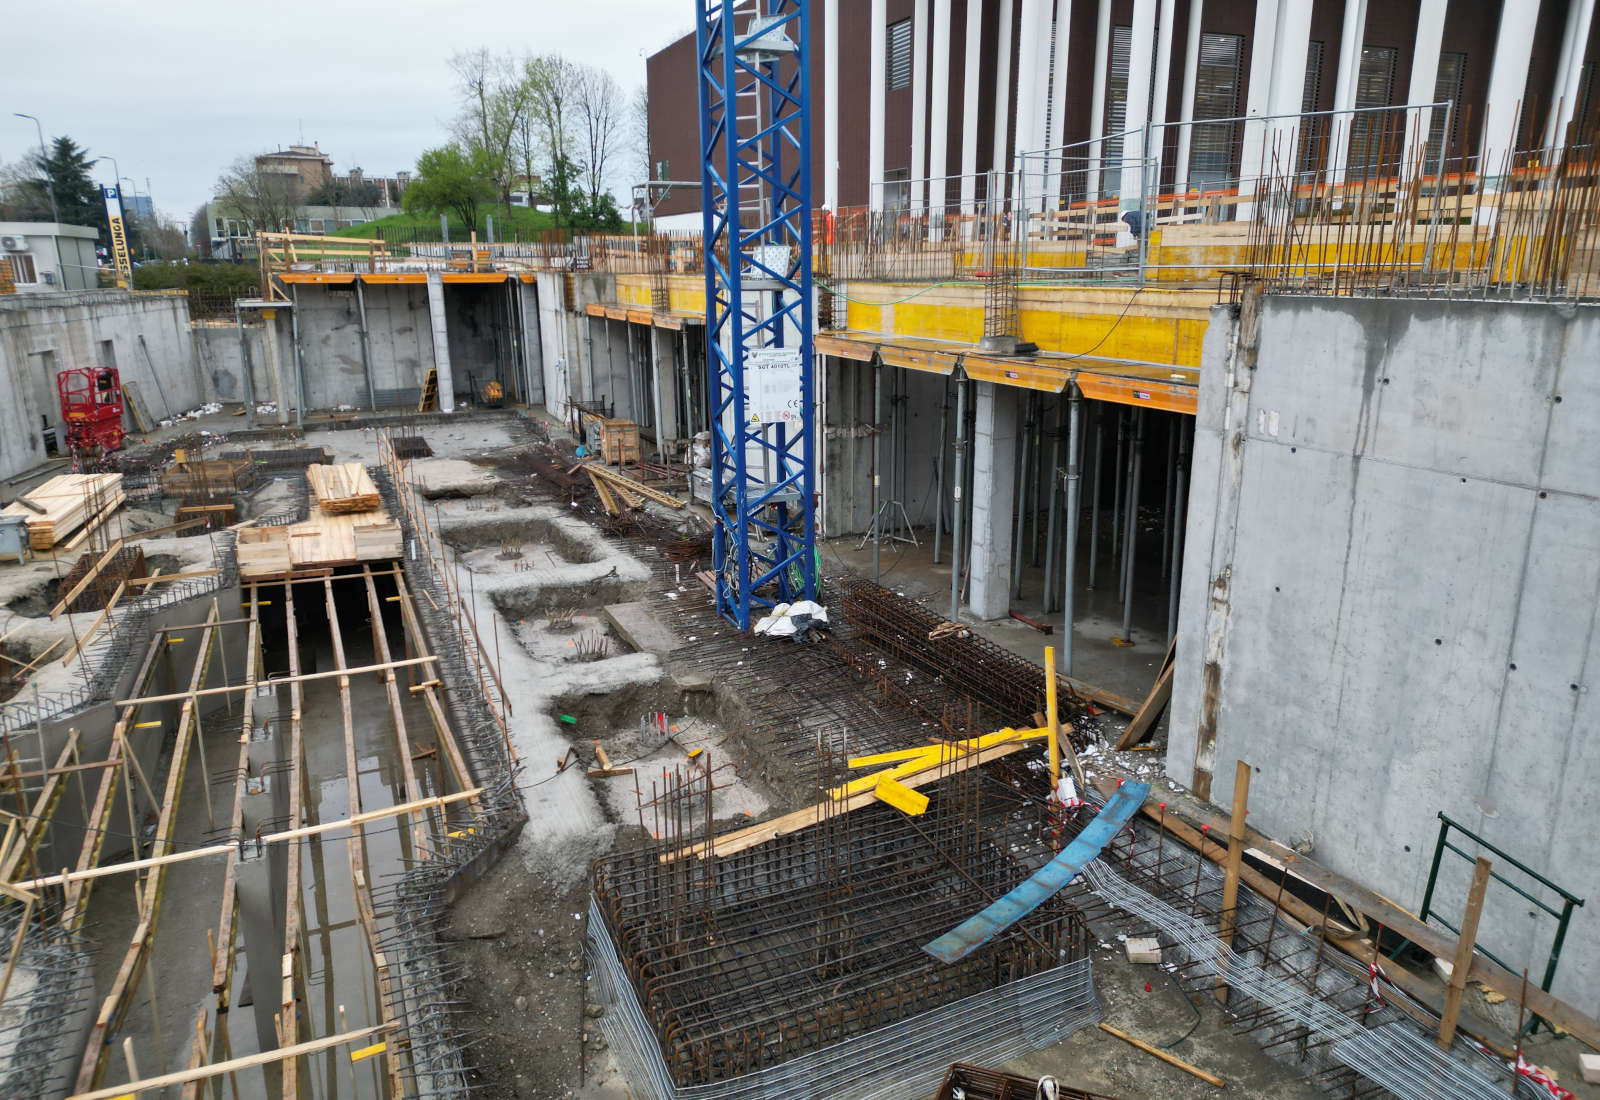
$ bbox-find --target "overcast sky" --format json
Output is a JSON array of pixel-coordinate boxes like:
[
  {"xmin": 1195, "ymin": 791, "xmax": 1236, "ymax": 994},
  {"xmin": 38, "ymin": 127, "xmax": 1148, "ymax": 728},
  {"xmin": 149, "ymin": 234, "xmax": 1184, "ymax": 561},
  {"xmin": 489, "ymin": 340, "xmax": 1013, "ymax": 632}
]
[{"xmin": 4, "ymin": 1, "xmax": 690, "ymax": 225}]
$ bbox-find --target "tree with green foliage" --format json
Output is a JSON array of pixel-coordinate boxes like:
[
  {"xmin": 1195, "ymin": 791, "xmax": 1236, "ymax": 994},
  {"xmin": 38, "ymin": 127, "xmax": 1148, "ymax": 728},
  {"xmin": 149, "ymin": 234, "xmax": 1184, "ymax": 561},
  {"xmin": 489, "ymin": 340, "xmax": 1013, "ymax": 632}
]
[
  {"xmin": 403, "ymin": 145, "xmax": 498, "ymax": 230},
  {"xmin": 132, "ymin": 261, "xmax": 257, "ymax": 294},
  {"xmin": 306, "ymin": 178, "xmax": 383, "ymax": 207},
  {"xmin": 3, "ymin": 136, "xmax": 109, "ymax": 239}
]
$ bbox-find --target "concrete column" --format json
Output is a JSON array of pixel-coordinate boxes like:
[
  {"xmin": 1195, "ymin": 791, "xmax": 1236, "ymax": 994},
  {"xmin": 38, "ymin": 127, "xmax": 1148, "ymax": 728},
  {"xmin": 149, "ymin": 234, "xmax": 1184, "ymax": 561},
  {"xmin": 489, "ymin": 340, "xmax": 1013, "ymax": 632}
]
[
  {"xmin": 911, "ymin": 0, "xmax": 931, "ymax": 213},
  {"xmin": 1013, "ymin": 0, "xmax": 1050, "ymax": 186},
  {"xmin": 650, "ymin": 325, "xmax": 675, "ymax": 460},
  {"xmin": 991, "ymin": 0, "xmax": 1016, "ymax": 200},
  {"xmin": 1237, "ymin": 0, "xmax": 1281, "ymax": 219},
  {"xmin": 354, "ymin": 278, "xmax": 376, "ymax": 410},
  {"xmin": 1265, "ymin": 1, "xmax": 1314, "ymax": 139},
  {"xmin": 1150, "ymin": 0, "xmax": 1179, "ymax": 177},
  {"xmin": 261, "ymin": 307, "xmax": 289, "ymax": 426},
  {"xmin": 424, "ymin": 272, "xmax": 455, "ymax": 413},
  {"xmin": 870, "ymin": 0, "xmax": 888, "ymax": 211},
  {"xmin": 1327, "ymin": 0, "xmax": 1370, "ymax": 188},
  {"xmin": 1543, "ymin": 0, "xmax": 1597, "ymax": 156},
  {"xmin": 928, "ymin": 0, "xmax": 953, "ymax": 219},
  {"xmin": 1479, "ymin": 0, "xmax": 1540, "ymax": 190},
  {"xmin": 1402, "ymin": 0, "xmax": 1450, "ymax": 180},
  {"xmin": 1173, "ymin": 0, "xmax": 1205, "ymax": 201},
  {"xmin": 519, "ymin": 279, "xmax": 545, "ymax": 408},
  {"xmin": 967, "ymin": 381, "xmax": 1018, "ymax": 621},
  {"xmin": 825, "ymin": 0, "xmax": 841, "ymax": 212},
  {"xmin": 1240, "ymin": 0, "xmax": 1313, "ymax": 221},
  {"xmin": 1087, "ymin": 0, "xmax": 1113, "ymax": 202},
  {"xmin": 1118, "ymin": 0, "xmax": 1159, "ymax": 219},
  {"xmin": 960, "ymin": 0, "xmax": 985, "ymax": 214},
  {"xmin": 1045, "ymin": 1, "xmax": 1074, "ymax": 211}
]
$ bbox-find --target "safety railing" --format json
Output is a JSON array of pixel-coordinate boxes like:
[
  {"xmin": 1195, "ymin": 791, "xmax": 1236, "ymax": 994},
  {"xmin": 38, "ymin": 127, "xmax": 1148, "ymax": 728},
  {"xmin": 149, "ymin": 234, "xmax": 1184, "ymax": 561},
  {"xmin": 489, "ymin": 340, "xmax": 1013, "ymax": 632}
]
[{"xmin": 1412, "ymin": 812, "xmax": 1584, "ymax": 1035}]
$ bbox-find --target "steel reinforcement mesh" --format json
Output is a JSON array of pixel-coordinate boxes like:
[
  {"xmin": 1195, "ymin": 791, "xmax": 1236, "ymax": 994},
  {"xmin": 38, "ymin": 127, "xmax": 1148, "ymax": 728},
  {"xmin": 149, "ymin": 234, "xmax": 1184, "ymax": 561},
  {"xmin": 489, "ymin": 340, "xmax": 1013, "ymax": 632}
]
[
  {"xmin": 1072, "ymin": 799, "xmax": 1531, "ymax": 1100},
  {"xmin": 368, "ymin": 467, "xmax": 528, "ymax": 1098},
  {"xmin": 588, "ymin": 894, "xmax": 1098, "ymax": 1100},
  {"xmin": 590, "ymin": 770, "xmax": 1097, "ymax": 1096}
]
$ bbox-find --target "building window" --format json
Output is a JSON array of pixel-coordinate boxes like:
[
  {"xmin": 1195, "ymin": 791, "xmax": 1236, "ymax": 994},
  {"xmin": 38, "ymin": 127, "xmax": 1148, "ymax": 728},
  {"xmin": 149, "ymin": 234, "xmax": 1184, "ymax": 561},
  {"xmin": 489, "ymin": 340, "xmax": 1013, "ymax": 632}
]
[
  {"xmin": 1425, "ymin": 52, "xmax": 1466, "ymax": 167},
  {"xmin": 882, "ymin": 167, "xmax": 910, "ymax": 210},
  {"xmin": 1302, "ymin": 41, "xmax": 1324, "ymax": 113},
  {"xmin": 1101, "ymin": 25, "xmax": 1137, "ymax": 194},
  {"xmin": 1188, "ymin": 32, "xmax": 1245, "ymax": 192},
  {"xmin": 7, "ymin": 254, "xmax": 37, "ymax": 285},
  {"xmin": 1349, "ymin": 45, "xmax": 1398, "ymax": 174},
  {"xmin": 887, "ymin": 18, "xmax": 912, "ymax": 91},
  {"xmin": 1300, "ymin": 41, "xmax": 1325, "ymax": 171}
]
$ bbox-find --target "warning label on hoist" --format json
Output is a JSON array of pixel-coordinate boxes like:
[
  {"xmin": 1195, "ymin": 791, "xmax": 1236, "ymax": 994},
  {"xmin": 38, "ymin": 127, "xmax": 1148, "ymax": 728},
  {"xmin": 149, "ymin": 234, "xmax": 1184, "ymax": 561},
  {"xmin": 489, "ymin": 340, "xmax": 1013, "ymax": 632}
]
[{"xmin": 743, "ymin": 347, "xmax": 803, "ymax": 426}]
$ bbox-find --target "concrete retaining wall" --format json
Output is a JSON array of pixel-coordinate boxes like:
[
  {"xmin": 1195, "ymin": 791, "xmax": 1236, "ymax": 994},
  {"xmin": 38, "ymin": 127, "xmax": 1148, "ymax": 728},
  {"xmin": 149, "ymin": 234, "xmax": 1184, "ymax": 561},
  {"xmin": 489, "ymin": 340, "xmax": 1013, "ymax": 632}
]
[
  {"xmin": 0, "ymin": 290, "xmax": 201, "ymax": 480},
  {"xmin": 1170, "ymin": 294, "xmax": 1600, "ymax": 1014},
  {"xmin": 292, "ymin": 282, "xmax": 434, "ymax": 409}
]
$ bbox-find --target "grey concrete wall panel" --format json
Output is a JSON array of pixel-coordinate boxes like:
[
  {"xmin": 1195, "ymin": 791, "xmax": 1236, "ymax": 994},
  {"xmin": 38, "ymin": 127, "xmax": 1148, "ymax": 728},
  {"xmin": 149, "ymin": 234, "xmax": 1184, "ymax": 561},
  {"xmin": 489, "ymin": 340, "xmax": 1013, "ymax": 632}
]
[
  {"xmin": 0, "ymin": 290, "xmax": 200, "ymax": 481},
  {"xmin": 1171, "ymin": 294, "xmax": 1600, "ymax": 1015}
]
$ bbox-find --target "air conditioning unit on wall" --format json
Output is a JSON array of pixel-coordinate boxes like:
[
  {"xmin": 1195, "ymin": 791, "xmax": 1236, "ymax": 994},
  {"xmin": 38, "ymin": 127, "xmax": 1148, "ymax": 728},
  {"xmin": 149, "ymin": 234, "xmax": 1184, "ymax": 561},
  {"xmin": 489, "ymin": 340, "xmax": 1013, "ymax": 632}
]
[{"xmin": 0, "ymin": 235, "xmax": 27, "ymax": 251}]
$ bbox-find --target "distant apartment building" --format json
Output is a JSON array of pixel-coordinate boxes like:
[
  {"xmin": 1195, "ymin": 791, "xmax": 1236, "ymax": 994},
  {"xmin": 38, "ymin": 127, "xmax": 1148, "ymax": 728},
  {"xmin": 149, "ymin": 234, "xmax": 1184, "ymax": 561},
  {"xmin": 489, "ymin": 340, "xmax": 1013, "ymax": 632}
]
[
  {"xmin": 255, "ymin": 144, "xmax": 335, "ymax": 203},
  {"xmin": 204, "ymin": 149, "xmax": 414, "ymax": 258}
]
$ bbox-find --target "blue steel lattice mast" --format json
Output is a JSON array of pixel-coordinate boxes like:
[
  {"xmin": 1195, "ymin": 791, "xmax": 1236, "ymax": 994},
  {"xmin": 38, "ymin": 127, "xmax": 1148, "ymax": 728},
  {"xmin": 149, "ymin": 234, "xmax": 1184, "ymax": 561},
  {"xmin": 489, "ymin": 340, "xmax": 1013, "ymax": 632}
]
[{"xmin": 696, "ymin": 0, "xmax": 817, "ymax": 630}]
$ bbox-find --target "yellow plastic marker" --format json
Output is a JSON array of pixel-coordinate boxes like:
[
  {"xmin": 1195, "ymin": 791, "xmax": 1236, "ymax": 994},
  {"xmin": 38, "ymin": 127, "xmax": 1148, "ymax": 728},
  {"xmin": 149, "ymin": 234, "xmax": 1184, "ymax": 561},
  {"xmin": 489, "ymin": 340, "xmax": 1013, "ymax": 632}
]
[
  {"xmin": 350, "ymin": 1040, "xmax": 387, "ymax": 1063},
  {"xmin": 1044, "ymin": 645, "xmax": 1060, "ymax": 787},
  {"xmin": 873, "ymin": 774, "xmax": 930, "ymax": 816},
  {"xmin": 134, "ymin": 721, "xmax": 162, "ymax": 729}
]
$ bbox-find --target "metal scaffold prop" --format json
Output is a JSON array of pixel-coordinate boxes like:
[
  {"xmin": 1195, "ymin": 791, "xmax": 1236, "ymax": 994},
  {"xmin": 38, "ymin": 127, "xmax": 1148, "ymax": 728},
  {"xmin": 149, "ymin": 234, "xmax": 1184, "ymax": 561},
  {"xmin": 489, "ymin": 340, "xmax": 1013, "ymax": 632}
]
[{"xmin": 696, "ymin": 0, "xmax": 817, "ymax": 629}]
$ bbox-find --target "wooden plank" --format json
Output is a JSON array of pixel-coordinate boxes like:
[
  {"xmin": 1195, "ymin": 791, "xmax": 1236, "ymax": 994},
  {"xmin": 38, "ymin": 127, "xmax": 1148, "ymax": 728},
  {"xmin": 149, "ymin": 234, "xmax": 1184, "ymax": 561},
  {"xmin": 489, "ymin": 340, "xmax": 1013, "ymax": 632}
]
[
  {"xmin": 1116, "ymin": 641, "xmax": 1176, "ymax": 748},
  {"xmin": 1438, "ymin": 858, "xmax": 1493, "ymax": 1049},
  {"xmin": 65, "ymin": 1023, "xmax": 392, "ymax": 1100},
  {"xmin": 15, "ymin": 788, "xmax": 486, "ymax": 892},
  {"xmin": 51, "ymin": 540, "xmax": 126, "ymax": 618},
  {"xmin": 666, "ymin": 739, "xmax": 1033, "ymax": 862},
  {"xmin": 1098, "ymin": 1024, "xmax": 1225, "ymax": 1088},
  {"xmin": 57, "ymin": 491, "xmax": 126, "ymax": 553},
  {"xmin": 114, "ymin": 655, "xmax": 437, "ymax": 707},
  {"xmin": 59, "ymin": 581, "xmax": 126, "ymax": 666},
  {"xmin": 1215, "ymin": 759, "xmax": 1251, "ymax": 1004}
]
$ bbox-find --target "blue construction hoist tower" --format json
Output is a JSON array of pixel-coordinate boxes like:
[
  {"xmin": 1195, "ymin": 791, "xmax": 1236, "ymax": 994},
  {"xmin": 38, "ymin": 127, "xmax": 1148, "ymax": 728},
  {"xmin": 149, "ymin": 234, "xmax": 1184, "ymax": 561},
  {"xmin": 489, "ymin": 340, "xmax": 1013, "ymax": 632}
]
[{"xmin": 696, "ymin": 0, "xmax": 817, "ymax": 630}]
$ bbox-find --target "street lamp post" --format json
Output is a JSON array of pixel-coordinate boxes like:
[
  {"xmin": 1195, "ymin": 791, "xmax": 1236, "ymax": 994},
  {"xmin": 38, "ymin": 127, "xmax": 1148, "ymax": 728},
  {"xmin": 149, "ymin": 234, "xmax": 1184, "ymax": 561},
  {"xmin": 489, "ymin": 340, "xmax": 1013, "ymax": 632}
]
[{"xmin": 13, "ymin": 113, "xmax": 61, "ymax": 224}]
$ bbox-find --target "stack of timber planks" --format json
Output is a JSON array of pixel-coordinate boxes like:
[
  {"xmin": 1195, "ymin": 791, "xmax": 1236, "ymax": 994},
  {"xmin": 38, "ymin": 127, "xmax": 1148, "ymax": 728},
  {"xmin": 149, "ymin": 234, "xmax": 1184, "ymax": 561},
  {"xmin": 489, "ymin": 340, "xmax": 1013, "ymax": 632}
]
[
  {"xmin": 306, "ymin": 462, "xmax": 382, "ymax": 513},
  {"xmin": 0, "ymin": 474, "xmax": 125, "ymax": 550},
  {"xmin": 237, "ymin": 463, "xmax": 400, "ymax": 581}
]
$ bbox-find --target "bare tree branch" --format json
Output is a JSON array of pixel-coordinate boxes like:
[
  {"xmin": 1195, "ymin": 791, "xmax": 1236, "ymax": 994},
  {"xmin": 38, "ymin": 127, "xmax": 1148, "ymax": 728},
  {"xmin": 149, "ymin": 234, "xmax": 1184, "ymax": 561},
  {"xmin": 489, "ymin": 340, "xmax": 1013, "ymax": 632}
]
[
  {"xmin": 575, "ymin": 64, "xmax": 624, "ymax": 205},
  {"xmin": 213, "ymin": 155, "xmax": 299, "ymax": 234}
]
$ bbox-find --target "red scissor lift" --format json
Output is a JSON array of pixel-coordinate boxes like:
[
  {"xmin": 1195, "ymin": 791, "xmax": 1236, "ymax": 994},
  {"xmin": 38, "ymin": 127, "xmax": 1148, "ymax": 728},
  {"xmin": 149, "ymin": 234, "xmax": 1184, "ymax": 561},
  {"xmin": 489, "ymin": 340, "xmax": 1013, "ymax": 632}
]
[{"xmin": 57, "ymin": 367, "xmax": 127, "ymax": 458}]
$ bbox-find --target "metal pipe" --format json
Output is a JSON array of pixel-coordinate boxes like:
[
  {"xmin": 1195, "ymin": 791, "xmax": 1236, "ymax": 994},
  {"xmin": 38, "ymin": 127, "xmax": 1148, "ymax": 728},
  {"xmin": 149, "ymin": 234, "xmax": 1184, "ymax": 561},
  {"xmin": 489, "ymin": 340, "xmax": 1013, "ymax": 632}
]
[
  {"xmin": 1043, "ymin": 414, "xmax": 1062, "ymax": 612},
  {"xmin": 1168, "ymin": 417, "xmax": 1189, "ymax": 642},
  {"xmin": 1120, "ymin": 407, "xmax": 1138, "ymax": 595},
  {"xmin": 1063, "ymin": 386, "xmax": 1082, "ymax": 673},
  {"xmin": 933, "ymin": 376, "xmax": 949, "ymax": 564},
  {"xmin": 355, "ymin": 278, "xmax": 376, "ymax": 411},
  {"xmin": 1088, "ymin": 404, "xmax": 1103, "ymax": 590},
  {"xmin": 235, "ymin": 305, "xmax": 256, "ymax": 431},
  {"xmin": 868, "ymin": 0, "xmax": 887, "ymax": 211},
  {"xmin": 872, "ymin": 358, "xmax": 882, "ymax": 583},
  {"xmin": 1120, "ymin": 409, "xmax": 1145, "ymax": 644},
  {"xmin": 289, "ymin": 286, "xmax": 306, "ymax": 430},
  {"xmin": 1031, "ymin": 396, "xmax": 1046, "ymax": 566},
  {"xmin": 1111, "ymin": 407, "xmax": 1126, "ymax": 580},
  {"xmin": 949, "ymin": 378, "xmax": 968, "ymax": 622},
  {"xmin": 1162, "ymin": 416, "xmax": 1176, "ymax": 579},
  {"xmin": 1010, "ymin": 395, "xmax": 1030, "ymax": 599}
]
